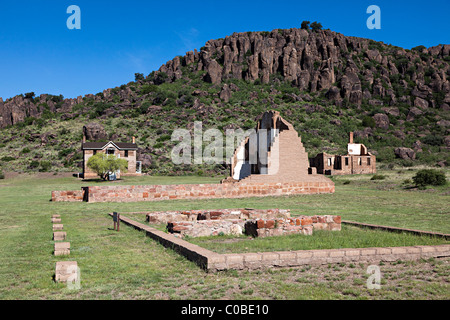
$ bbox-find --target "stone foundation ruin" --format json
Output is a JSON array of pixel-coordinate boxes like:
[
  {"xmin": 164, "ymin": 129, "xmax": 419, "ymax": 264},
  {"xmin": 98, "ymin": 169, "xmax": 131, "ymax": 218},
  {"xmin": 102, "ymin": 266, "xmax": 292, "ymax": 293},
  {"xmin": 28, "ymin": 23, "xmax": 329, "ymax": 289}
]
[{"xmin": 143, "ymin": 208, "xmax": 341, "ymax": 239}]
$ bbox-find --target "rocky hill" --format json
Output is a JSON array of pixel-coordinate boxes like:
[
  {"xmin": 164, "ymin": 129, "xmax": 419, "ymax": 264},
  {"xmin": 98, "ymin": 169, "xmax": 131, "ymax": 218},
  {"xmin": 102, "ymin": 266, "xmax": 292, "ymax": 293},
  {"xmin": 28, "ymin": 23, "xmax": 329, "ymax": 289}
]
[{"xmin": 0, "ymin": 28, "xmax": 449, "ymax": 175}]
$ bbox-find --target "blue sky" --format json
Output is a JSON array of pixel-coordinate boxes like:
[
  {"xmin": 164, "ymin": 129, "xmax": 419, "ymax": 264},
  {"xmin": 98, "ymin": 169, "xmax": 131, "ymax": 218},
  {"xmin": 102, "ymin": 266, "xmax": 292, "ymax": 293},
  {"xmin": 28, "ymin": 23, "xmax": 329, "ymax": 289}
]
[{"xmin": 0, "ymin": 0, "xmax": 449, "ymax": 100}]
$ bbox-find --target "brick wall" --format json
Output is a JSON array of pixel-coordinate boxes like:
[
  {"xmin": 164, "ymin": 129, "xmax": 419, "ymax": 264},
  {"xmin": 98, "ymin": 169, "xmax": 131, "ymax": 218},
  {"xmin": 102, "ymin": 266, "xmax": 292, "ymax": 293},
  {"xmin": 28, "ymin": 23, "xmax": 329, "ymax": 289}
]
[
  {"xmin": 51, "ymin": 190, "xmax": 85, "ymax": 202},
  {"xmin": 53, "ymin": 181, "xmax": 335, "ymax": 202},
  {"xmin": 146, "ymin": 208, "xmax": 291, "ymax": 224},
  {"xmin": 310, "ymin": 153, "xmax": 376, "ymax": 175},
  {"xmin": 245, "ymin": 215, "xmax": 341, "ymax": 238},
  {"xmin": 143, "ymin": 208, "xmax": 340, "ymax": 239}
]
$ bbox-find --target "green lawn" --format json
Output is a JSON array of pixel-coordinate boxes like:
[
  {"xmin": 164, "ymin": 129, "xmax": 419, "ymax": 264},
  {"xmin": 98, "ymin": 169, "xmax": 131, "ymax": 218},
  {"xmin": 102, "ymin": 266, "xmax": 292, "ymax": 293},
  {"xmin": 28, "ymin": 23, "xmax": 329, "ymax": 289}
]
[
  {"xmin": 184, "ymin": 225, "xmax": 449, "ymax": 254},
  {"xmin": 0, "ymin": 169, "xmax": 448, "ymax": 300}
]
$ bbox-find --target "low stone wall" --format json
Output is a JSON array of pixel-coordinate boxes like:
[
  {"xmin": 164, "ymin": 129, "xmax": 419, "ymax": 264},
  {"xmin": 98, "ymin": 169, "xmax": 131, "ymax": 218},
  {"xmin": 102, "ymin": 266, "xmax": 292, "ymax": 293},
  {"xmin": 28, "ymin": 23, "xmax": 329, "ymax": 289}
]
[
  {"xmin": 145, "ymin": 208, "xmax": 340, "ymax": 239},
  {"xmin": 342, "ymin": 220, "xmax": 450, "ymax": 240},
  {"xmin": 111, "ymin": 213, "xmax": 450, "ymax": 272},
  {"xmin": 244, "ymin": 215, "xmax": 340, "ymax": 238},
  {"xmin": 244, "ymin": 218, "xmax": 313, "ymax": 237},
  {"xmin": 51, "ymin": 190, "xmax": 85, "ymax": 202},
  {"xmin": 52, "ymin": 181, "xmax": 335, "ymax": 202},
  {"xmin": 145, "ymin": 208, "xmax": 290, "ymax": 224},
  {"xmin": 311, "ymin": 215, "xmax": 342, "ymax": 230},
  {"xmin": 168, "ymin": 220, "xmax": 244, "ymax": 238}
]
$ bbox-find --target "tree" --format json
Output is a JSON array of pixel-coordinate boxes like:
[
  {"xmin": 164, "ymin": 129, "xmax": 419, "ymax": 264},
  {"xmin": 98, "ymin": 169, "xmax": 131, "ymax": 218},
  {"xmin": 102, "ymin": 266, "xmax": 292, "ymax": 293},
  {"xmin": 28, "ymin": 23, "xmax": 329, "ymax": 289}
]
[
  {"xmin": 411, "ymin": 45, "xmax": 426, "ymax": 52},
  {"xmin": 24, "ymin": 92, "xmax": 35, "ymax": 100},
  {"xmin": 135, "ymin": 73, "xmax": 145, "ymax": 81},
  {"xmin": 87, "ymin": 153, "xmax": 128, "ymax": 180},
  {"xmin": 301, "ymin": 20, "xmax": 310, "ymax": 30},
  {"xmin": 310, "ymin": 21, "xmax": 323, "ymax": 32}
]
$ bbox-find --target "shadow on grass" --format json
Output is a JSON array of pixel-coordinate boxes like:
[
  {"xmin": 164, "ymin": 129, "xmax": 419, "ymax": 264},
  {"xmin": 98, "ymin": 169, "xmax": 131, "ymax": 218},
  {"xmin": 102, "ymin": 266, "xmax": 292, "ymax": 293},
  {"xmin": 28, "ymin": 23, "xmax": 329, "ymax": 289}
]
[{"xmin": 81, "ymin": 178, "xmax": 124, "ymax": 183}]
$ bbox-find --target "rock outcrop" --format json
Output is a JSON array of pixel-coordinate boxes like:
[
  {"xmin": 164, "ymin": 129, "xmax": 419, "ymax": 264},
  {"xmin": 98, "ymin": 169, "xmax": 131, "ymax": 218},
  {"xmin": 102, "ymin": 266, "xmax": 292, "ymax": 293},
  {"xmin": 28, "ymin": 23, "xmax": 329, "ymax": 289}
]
[
  {"xmin": 394, "ymin": 147, "xmax": 416, "ymax": 160},
  {"xmin": 83, "ymin": 123, "xmax": 107, "ymax": 141}
]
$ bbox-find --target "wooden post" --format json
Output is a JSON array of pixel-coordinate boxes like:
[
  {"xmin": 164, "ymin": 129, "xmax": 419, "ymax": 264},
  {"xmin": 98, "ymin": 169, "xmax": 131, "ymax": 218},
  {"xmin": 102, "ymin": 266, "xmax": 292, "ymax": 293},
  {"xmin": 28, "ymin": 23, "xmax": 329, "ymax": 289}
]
[{"xmin": 113, "ymin": 212, "xmax": 120, "ymax": 231}]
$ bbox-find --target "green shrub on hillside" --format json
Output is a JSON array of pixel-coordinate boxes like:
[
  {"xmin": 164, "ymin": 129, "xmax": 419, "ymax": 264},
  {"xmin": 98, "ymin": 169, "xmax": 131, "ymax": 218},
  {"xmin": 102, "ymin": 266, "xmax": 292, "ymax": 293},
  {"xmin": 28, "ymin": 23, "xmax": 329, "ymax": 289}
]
[
  {"xmin": 421, "ymin": 135, "xmax": 443, "ymax": 146},
  {"xmin": 412, "ymin": 169, "xmax": 446, "ymax": 188},
  {"xmin": 39, "ymin": 161, "xmax": 52, "ymax": 172},
  {"xmin": 1, "ymin": 156, "xmax": 15, "ymax": 162},
  {"xmin": 362, "ymin": 116, "xmax": 376, "ymax": 128}
]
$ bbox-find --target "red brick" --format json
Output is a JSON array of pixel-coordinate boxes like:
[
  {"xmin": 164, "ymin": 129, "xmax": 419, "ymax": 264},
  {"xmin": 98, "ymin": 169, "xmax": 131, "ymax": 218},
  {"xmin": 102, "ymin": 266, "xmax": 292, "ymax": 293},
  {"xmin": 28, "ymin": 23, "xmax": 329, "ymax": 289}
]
[
  {"xmin": 172, "ymin": 225, "xmax": 189, "ymax": 232},
  {"xmin": 265, "ymin": 220, "xmax": 275, "ymax": 229},
  {"xmin": 257, "ymin": 220, "xmax": 265, "ymax": 229},
  {"xmin": 301, "ymin": 217, "xmax": 313, "ymax": 226}
]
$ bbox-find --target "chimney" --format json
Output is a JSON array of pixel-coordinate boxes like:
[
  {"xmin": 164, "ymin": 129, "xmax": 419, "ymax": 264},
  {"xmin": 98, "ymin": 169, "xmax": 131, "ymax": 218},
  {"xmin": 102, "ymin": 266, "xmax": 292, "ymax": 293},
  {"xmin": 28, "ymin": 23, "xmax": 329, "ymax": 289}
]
[
  {"xmin": 349, "ymin": 132, "xmax": 354, "ymax": 144},
  {"xmin": 132, "ymin": 136, "xmax": 136, "ymax": 144},
  {"xmin": 82, "ymin": 133, "xmax": 86, "ymax": 144}
]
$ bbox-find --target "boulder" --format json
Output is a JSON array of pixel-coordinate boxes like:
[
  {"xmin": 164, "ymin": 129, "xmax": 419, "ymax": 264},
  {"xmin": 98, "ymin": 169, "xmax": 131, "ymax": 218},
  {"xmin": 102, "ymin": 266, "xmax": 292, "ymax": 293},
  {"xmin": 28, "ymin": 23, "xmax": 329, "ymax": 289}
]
[
  {"xmin": 325, "ymin": 86, "xmax": 341, "ymax": 101},
  {"xmin": 394, "ymin": 147, "xmax": 416, "ymax": 160},
  {"xmin": 437, "ymin": 120, "xmax": 450, "ymax": 128},
  {"xmin": 83, "ymin": 123, "xmax": 107, "ymax": 141},
  {"xmin": 219, "ymin": 84, "xmax": 232, "ymax": 102},
  {"xmin": 373, "ymin": 113, "xmax": 390, "ymax": 130},
  {"xmin": 204, "ymin": 60, "xmax": 223, "ymax": 84},
  {"xmin": 414, "ymin": 97, "xmax": 429, "ymax": 110},
  {"xmin": 445, "ymin": 136, "xmax": 450, "ymax": 148},
  {"xmin": 354, "ymin": 127, "xmax": 374, "ymax": 139},
  {"xmin": 381, "ymin": 107, "xmax": 400, "ymax": 117},
  {"xmin": 406, "ymin": 107, "xmax": 423, "ymax": 121},
  {"xmin": 412, "ymin": 140, "xmax": 423, "ymax": 152}
]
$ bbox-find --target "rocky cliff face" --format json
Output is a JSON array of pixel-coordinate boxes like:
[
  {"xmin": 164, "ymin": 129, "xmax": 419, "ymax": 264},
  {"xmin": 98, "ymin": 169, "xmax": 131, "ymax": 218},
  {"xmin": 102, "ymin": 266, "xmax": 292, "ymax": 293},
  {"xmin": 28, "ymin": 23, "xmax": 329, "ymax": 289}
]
[
  {"xmin": 1, "ymin": 28, "xmax": 449, "ymax": 129},
  {"xmin": 155, "ymin": 28, "xmax": 450, "ymax": 109},
  {"xmin": 0, "ymin": 94, "xmax": 81, "ymax": 128}
]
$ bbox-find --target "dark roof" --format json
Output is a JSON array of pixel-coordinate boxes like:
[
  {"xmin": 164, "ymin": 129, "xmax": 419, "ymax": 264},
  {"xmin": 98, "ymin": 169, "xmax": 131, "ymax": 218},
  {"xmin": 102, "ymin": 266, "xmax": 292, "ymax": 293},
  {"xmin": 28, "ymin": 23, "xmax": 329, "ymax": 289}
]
[{"xmin": 82, "ymin": 141, "xmax": 138, "ymax": 150}]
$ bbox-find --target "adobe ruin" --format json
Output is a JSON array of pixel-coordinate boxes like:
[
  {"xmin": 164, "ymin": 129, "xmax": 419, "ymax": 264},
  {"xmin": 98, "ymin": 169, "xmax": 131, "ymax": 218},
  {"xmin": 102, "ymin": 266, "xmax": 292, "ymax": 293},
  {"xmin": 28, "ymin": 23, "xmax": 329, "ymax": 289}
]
[
  {"xmin": 309, "ymin": 132, "xmax": 376, "ymax": 175},
  {"xmin": 226, "ymin": 110, "xmax": 333, "ymax": 184},
  {"xmin": 142, "ymin": 208, "xmax": 341, "ymax": 239}
]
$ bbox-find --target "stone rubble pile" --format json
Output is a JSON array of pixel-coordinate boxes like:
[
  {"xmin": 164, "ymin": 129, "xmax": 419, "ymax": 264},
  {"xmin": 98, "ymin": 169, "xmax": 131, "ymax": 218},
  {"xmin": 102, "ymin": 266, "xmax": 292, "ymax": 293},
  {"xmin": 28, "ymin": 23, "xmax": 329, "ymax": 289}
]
[{"xmin": 144, "ymin": 208, "xmax": 341, "ymax": 239}]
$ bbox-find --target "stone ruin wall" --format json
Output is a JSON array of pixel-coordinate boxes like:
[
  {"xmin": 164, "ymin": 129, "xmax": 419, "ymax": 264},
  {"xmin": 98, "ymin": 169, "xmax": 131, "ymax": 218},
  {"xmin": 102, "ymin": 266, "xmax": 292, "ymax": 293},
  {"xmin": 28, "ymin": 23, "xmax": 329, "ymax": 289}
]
[
  {"xmin": 52, "ymin": 181, "xmax": 335, "ymax": 203},
  {"xmin": 143, "ymin": 208, "xmax": 341, "ymax": 239},
  {"xmin": 51, "ymin": 189, "xmax": 85, "ymax": 202}
]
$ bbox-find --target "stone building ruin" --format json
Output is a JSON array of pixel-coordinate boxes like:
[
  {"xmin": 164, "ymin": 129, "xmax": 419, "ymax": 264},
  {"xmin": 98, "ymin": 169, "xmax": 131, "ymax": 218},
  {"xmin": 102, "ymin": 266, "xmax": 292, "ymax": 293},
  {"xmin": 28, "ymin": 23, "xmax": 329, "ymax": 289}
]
[
  {"xmin": 309, "ymin": 132, "xmax": 376, "ymax": 175},
  {"xmin": 226, "ymin": 110, "xmax": 333, "ymax": 185}
]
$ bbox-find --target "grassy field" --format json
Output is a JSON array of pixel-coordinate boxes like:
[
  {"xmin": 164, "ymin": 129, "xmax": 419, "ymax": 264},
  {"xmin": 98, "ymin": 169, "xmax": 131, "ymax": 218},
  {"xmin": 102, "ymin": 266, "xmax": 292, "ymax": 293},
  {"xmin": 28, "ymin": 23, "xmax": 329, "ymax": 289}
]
[
  {"xmin": 0, "ymin": 168, "xmax": 449, "ymax": 300},
  {"xmin": 183, "ymin": 225, "xmax": 449, "ymax": 254}
]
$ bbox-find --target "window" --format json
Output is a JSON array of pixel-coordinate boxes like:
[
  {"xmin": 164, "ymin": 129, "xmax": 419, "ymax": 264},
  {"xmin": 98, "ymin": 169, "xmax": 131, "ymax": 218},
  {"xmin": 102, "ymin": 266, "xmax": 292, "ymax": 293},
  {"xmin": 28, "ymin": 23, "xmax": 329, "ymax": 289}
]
[
  {"xmin": 345, "ymin": 158, "xmax": 349, "ymax": 166},
  {"xmin": 93, "ymin": 150, "xmax": 97, "ymax": 155},
  {"xmin": 367, "ymin": 158, "xmax": 371, "ymax": 165},
  {"xmin": 124, "ymin": 150, "xmax": 129, "ymax": 157},
  {"xmin": 107, "ymin": 148, "xmax": 115, "ymax": 155},
  {"xmin": 358, "ymin": 158, "xmax": 362, "ymax": 166},
  {"xmin": 327, "ymin": 158, "xmax": 332, "ymax": 166}
]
